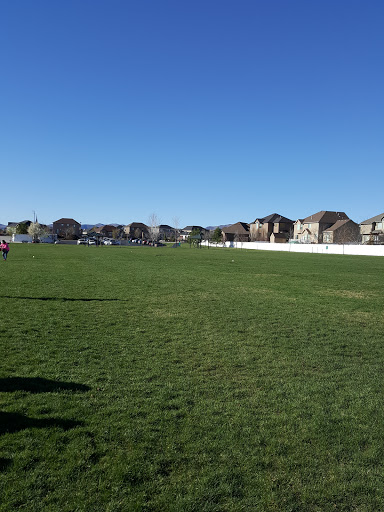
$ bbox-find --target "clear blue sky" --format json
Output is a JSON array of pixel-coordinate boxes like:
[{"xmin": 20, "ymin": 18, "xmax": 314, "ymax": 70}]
[{"xmin": 1, "ymin": 0, "xmax": 383, "ymax": 227}]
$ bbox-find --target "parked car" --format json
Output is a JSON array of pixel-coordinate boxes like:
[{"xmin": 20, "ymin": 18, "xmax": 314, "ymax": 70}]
[
  {"xmin": 77, "ymin": 239, "xmax": 88, "ymax": 245},
  {"xmin": 111, "ymin": 239, "xmax": 120, "ymax": 245},
  {"xmin": 88, "ymin": 238, "xmax": 97, "ymax": 245}
]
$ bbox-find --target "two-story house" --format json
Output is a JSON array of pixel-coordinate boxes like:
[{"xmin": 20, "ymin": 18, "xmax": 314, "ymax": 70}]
[
  {"xmin": 249, "ymin": 213, "xmax": 293, "ymax": 242},
  {"xmin": 124, "ymin": 222, "xmax": 149, "ymax": 239},
  {"xmin": 53, "ymin": 218, "xmax": 81, "ymax": 239},
  {"xmin": 322, "ymin": 219, "xmax": 360, "ymax": 244},
  {"xmin": 180, "ymin": 226, "xmax": 207, "ymax": 240},
  {"xmin": 360, "ymin": 213, "xmax": 384, "ymax": 244},
  {"xmin": 294, "ymin": 211, "xmax": 350, "ymax": 243}
]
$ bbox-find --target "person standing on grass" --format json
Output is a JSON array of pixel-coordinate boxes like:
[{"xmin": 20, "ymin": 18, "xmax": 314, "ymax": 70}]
[{"xmin": 1, "ymin": 240, "xmax": 9, "ymax": 261}]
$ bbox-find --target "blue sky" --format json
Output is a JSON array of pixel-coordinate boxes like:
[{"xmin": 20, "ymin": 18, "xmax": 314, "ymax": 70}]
[{"xmin": 1, "ymin": 0, "xmax": 383, "ymax": 227}]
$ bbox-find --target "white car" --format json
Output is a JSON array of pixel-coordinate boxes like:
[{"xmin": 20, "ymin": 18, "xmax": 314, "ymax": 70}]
[{"xmin": 77, "ymin": 239, "xmax": 88, "ymax": 245}]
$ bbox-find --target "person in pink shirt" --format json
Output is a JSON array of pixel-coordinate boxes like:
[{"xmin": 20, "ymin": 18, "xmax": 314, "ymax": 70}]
[{"xmin": 1, "ymin": 240, "xmax": 9, "ymax": 261}]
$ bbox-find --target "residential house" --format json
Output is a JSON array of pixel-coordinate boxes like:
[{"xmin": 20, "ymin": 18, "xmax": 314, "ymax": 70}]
[
  {"xmin": 222, "ymin": 222, "xmax": 250, "ymax": 242},
  {"xmin": 293, "ymin": 219, "xmax": 305, "ymax": 240},
  {"xmin": 322, "ymin": 219, "xmax": 360, "ymax": 244},
  {"xmin": 360, "ymin": 213, "xmax": 384, "ymax": 244},
  {"xmin": 7, "ymin": 220, "xmax": 32, "ymax": 233},
  {"xmin": 100, "ymin": 225, "xmax": 119, "ymax": 238},
  {"xmin": 294, "ymin": 211, "xmax": 350, "ymax": 243},
  {"xmin": 158, "ymin": 225, "xmax": 175, "ymax": 240},
  {"xmin": 53, "ymin": 218, "xmax": 81, "ymax": 238},
  {"xmin": 124, "ymin": 222, "xmax": 149, "ymax": 239},
  {"xmin": 249, "ymin": 213, "xmax": 293, "ymax": 242},
  {"xmin": 180, "ymin": 226, "xmax": 207, "ymax": 240}
]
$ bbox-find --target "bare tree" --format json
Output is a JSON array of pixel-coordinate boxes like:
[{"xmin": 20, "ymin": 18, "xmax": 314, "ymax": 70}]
[
  {"xmin": 63, "ymin": 226, "xmax": 75, "ymax": 240},
  {"xmin": 148, "ymin": 213, "xmax": 160, "ymax": 243},
  {"xmin": 335, "ymin": 224, "xmax": 361, "ymax": 245},
  {"xmin": 172, "ymin": 216, "xmax": 180, "ymax": 243}
]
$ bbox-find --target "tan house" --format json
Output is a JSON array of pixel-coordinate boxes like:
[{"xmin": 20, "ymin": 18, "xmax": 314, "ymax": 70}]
[
  {"xmin": 360, "ymin": 213, "xmax": 384, "ymax": 244},
  {"xmin": 53, "ymin": 218, "xmax": 81, "ymax": 238},
  {"xmin": 222, "ymin": 222, "xmax": 250, "ymax": 242},
  {"xmin": 270, "ymin": 232, "xmax": 288, "ymax": 244},
  {"xmin": 124, "ymin": 222, "xmax": 149, "ymax": 239},
  {"xmin": 249, "ymin": 213, "xmax": 293, "ymax": 242},
  {"xmin": 294, "ymin": 211, "xmax": 349, "ymax": 243},
  {"xmin": 322, "ymin": 219, "xmax": 360, "ymax": 244}
]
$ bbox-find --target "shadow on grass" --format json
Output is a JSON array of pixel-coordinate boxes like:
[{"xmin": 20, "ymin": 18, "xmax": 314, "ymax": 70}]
[
  {"xmin": 0, "ymin": 377, "xmax": 90, "ymax": 393},
  {"xmin": 0, "ymin": 412, "xmax": 83, "ymax": 435},
  {"xmin": 0, "ymin": 296, "xmax": 127, "ymax": 302},
  {"xmin": 0, "ymin": 458, "xmax": 11, "ymax": 471}
]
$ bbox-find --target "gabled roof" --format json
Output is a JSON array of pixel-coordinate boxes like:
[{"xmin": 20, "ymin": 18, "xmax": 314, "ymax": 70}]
[
  {"xmin": 222, "ymin": 222, "xmax": 250, "ymax": 234},
  {"xmin": 303, "ymin": 211, "xmax": 349, "ymax": 224},
  {"xmin": 253, "ymin": 213, "xmax": 293, "ymax": 224},
  {"xmin": 8, "ymin": 220, "xmax": 32, "ymax": 226},
  {"xmin": 53, "ymin": 218, "xmax": 80, "ymax": 225},
  {"xmin": 322, "ymin": 219, "xmax": 356, "ymax": 232},
  {"xmin": 125, "ymin": 222, "xmax": 148, "ymax": 229},
  {"xmin": 101, "ymin": 224, "xmax": 116, "ymax": 231},
  {"xmin": 182, "ymin": 225, "xmax": 205, "ymax": 231},
  {"xmin": 360, "ymin": 213, "xmax": 384, "ymax": 225}
]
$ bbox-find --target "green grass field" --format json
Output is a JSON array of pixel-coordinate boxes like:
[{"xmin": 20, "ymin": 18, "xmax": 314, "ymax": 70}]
[{"xmin": 1, "ymin": 244, "xmax": 384, "ymax": 511}]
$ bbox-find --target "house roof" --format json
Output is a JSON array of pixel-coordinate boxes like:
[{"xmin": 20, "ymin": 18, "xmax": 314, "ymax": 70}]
[
  {"xmin": 8, "ymin": 220, "xmax": 32, "ymax": 226},
  {"xmin": 360, "ymin": 213, "xmax": 384, "ymax": 225},
  {"xmin": 253, "ymin": 213, "xmax": 293, "ymax": 224},
  {"xmin": 53, "ymin": 218, "xmax": 80, "ymax": 225},
  {"xmin": 102, "ymin": 225, "xmax": 116, "ymax": 231},
  {"xmin": 182, "ymin": 225, "xmax": 205, "ymax": 231},
  {"xmin": 303, "ymin": 211, "xmax": 349, "ymax": 224},
  {"xmin": 322, "ymin": 219, "xmax": 354, "ymax": 232},
  {"xmin": 125, "ymin": 222, "xmax": 148, "ymax": 229},
  {"xmin": 222, "ymin": 222, "xmax": 250, "ymax": 234}
]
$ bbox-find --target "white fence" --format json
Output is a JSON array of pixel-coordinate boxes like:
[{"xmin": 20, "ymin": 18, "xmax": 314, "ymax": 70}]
[{"xmin": 202, "ymin": 241, "xmax": 384, "ymax": 257}]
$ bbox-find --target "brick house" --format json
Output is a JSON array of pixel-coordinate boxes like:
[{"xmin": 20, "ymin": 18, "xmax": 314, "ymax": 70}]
[{"xmin": 53, "ymin": 218, "xmax": 81, "ymax": 238}]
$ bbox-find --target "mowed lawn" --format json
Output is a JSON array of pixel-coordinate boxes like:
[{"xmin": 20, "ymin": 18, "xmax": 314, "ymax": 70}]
[{"xmin": 1, "ymin": 244, "xmax": 384, "ymax": 511}]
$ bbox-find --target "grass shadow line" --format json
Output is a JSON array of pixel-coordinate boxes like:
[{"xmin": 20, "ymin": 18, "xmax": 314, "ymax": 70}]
[
  {"xmin": 0, "ymin": 412, "xmax": 83, "ymax": 435},
  {"xmin": 0, "ymin": 377, "xmax": 90, "ymax": 393},
  {"xmin": 0, "ymin": 296, "xmax": 127, "ymax": 302}
]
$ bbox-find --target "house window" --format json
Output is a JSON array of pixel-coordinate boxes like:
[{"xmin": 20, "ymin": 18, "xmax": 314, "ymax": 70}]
[
  {"xmin": 307, "ymin": 223, "xmax": 311, "ymax": 229},
  {"xmin": 377, "ymin": 222, "xmax": 383, "ymax": 229}
]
